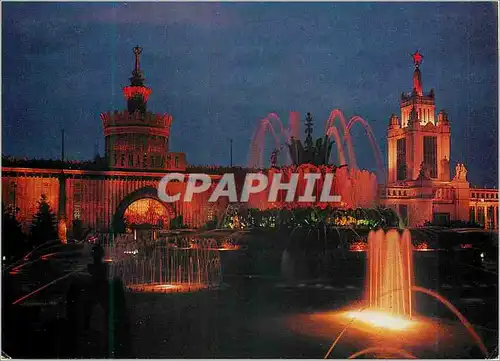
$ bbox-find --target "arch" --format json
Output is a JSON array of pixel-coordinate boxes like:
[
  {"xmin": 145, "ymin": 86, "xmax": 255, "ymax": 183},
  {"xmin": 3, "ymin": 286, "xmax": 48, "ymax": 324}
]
[
  {"xmin": 346, "ymin": 115, "xmax": 386, "ymax": 183},
  {"xmin": 248, "ymin": 112, "xmax": 299, "ymax": 169},
  {"xmin": 324, "ymin": 109, "xmax": 357, "ymax": 169},
  {"xmin": 111, "ymin": 186, "xmax": 175, "ymax": 233},
  {"xmin": 248, "ymin": 118, "xmax": 282, "ymax": 168},
  {"xmin": 326, "ymin": 125, "xmax": 346, "ymax": 165}
]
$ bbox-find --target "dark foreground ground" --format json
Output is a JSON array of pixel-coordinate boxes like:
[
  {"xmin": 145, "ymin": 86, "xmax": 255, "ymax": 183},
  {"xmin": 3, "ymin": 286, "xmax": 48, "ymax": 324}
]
[
  {"xmin": 3, "ymin": 274, "xmax": 498, "ymax": 358},
  {"xmin": 124, "ymin": 278, "xmax": 498, "ymax": 358},
  {"xmin": 2, "ymin": 234, "xmax": 498, "ymax": 359}
]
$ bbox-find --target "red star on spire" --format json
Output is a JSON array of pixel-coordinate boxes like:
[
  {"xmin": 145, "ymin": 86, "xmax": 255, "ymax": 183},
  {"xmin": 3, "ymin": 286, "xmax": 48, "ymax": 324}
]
[{"xmin": 412, "ymin": 50, "xmax": 423, "ymax": 66}]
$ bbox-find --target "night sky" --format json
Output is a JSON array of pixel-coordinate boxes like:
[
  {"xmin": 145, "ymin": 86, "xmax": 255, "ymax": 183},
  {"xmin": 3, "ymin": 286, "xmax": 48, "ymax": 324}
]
[{"xmin": 2, "ymin": 2, "xmax": 498, "ymax": 187}]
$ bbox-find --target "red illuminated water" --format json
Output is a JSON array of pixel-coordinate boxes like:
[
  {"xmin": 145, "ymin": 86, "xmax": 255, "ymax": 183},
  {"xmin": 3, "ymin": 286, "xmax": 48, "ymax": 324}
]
[
  {"xmin": 248, "ymin": 112, "xmax": 299, "ymax": 168},
  {"xmin": 324, "ymin": 109, "xmax": 357, "ymax": 169},
  {"xmin": 320, "ymin": 229, "xmax": 489, "ymax": 358},
  {"xmin": 248, "ymin": 109, "xmax": 385, "ymax": 184},
  {"xmin": 366, "ymin": 229, "xmax": 414, "ymax": 317},
  {"xmin": 346, "ymin": 115, "xmax": 385, "ymax": 182},
  {"xmin": 325, "ymin": 125, "xmax": 346, "ymax": 165},
  {"xmin": 324, "ymin": 109, "xmax": 385, "ymax": 182}
]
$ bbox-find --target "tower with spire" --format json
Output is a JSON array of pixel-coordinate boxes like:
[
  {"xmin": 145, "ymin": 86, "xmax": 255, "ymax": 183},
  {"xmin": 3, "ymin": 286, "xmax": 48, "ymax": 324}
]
[
  {"xmin": 399, "ymin": 51, "xmax": 436, "ymax": 127},
  {"xmin": 100, "ymin": 46, "xmax": 186, "ymax": 171},
  {"xmin": 387, "ymin": 51, "xmax": 451, "ymax": 184},
  {"xmin": 123, "ymin": 46, "xmax": 152, "ymax": 114}
]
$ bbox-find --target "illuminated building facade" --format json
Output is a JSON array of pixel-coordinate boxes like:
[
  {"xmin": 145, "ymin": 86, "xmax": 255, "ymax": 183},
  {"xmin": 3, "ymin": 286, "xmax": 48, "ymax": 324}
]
[
  {"xmin": 1, "ymin": 49, "xmax": 498, "ymax": 239},
  {"xmin": 2, "ymin": 47, "xmax": 224, "ymax": 238},
  {"xmin": 101, "ymin": 46, "xmax": 186, "ymax": 172},
  {"xmin": 380, "ymin": 51, "xmax": 498, "ymax": 229}
]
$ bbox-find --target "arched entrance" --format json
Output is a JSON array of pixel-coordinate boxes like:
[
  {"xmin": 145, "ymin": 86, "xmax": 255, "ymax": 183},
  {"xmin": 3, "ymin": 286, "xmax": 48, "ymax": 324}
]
[
  {"xmin": 112, "ymin": 187, "xmax": 175, "ymax": 239},
  {"xmin": 124, "ymin": 198, "xmax": 170, "ymax": 241}
]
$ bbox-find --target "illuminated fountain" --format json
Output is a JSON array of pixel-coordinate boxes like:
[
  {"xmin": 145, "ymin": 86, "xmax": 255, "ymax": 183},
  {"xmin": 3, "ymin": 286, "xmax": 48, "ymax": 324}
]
[
  {"xmin": 363, "ymin": 229, "xmax": 414, "ymax": 318},
  {"xmin": 324, "ymin": 109, "xmax": 385, "ymax": 182},
  {"xmin": 109, "ymin": 243, "xmax": 222, "ymax": 294},
  {"xmin": 337, "ymin": 229, "xmax": 415, "ymax": 341},
  {"xmin": 248, "ymin": 112, "xmax": 300, "ymax": 169},
  {"xmin": 248, "ymin": 109, "xmax": 385, "ymax": 183},
  {"xmin": 246, "ymin": 110, "xmax": 381, "ymax": 210},
  {"xmin": 105, "ymin": 231, "xmax": 246, "ymax": 294},
  {"xmin": 335, "ymin": 229, "xmax": 488, "ymax": 358},
  {"xmin": 284, "ymin": 228, "xmax": 490, "ymax": 358}
]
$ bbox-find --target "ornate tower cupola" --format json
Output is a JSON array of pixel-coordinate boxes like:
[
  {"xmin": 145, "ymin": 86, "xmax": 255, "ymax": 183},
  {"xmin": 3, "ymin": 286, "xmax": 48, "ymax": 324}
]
[
  {"xmin": 412, "ymin": 51, "xmax": 423, "ymax": 96},
  {"xmin": 400, "ymin": 51, "xmax": 436, "ymax": 127},
  {"xmin": 101, "ymin": 46, "xmax": 186, "ymax": 171},
  {"xmin": 123, "ymin": 46, "xmax": 152, "ymax": 114},
  {"xmin": 387, "ymin": 51, "xmax": 451, "ymax": 184}
]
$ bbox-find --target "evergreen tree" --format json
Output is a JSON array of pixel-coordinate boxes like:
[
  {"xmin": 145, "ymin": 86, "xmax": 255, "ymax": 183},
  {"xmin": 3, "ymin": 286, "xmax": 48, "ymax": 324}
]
[
  {"xmin": 30, "ymin": 194, "xmax": 58, "ymax": 246},
  {"xmin": 2, "ymin": 203, "xmax": 28, "ymax": 262}
]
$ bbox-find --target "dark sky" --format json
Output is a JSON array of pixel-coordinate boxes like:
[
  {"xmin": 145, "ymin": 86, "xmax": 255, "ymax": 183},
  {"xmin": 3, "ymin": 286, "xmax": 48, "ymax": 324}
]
[{"xmin": 2, "ymin": 2, "xmax": 498, "ymax": 187}]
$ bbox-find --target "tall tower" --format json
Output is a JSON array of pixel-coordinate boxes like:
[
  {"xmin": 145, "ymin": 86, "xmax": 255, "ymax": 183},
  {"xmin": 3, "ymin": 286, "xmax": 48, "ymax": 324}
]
[
  {"xmin": 400, "ymin": 51, "xmax": 436, "ymax": 128},
  {"xmin": 387, "ymin": 51, "xmax": 451, "ymax": 184},
  {"xmin": 101, "ymin": 46, "xmax": 186, "ymax": 171}
]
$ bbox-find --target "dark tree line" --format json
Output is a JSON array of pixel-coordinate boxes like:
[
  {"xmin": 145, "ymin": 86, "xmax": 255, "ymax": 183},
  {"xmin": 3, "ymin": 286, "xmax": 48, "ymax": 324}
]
[{"xmin": 2, "ymin": 194, "xmax": 58, "ymax": 263}]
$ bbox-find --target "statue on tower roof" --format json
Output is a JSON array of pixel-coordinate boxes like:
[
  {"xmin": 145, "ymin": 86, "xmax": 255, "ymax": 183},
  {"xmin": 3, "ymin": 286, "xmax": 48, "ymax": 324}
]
[{"xmin": 453, "ymin": 163, "xmax": 468, "ymax": 182}]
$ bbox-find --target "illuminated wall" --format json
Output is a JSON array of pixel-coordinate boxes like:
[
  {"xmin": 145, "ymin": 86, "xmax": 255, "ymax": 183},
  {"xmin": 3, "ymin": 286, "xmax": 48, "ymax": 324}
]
[
  {"xmin": 101, "ymin": 111, "xmax": 187, "ymax": 171},
  {"xmin": 2, "ymin": 171, "xmax": 59, "ymax": 233},
  {"xmin": 2, "ymin": 167, "xmax": 225, "ymax": 236}
]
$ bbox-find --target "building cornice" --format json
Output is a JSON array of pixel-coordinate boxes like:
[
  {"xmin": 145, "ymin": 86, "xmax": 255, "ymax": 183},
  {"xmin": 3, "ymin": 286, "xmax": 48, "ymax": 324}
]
[{"xmin": 1, "ymin": 166, "xmax": 221, "ymax": 180}]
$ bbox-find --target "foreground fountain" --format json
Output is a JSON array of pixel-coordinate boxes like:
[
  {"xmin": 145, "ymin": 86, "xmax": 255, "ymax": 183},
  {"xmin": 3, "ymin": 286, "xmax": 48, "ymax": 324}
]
[
  {"xmin": 344, "ymin": 229, "xmax": 414, "ymax": 331},
  {"xmin": 108, "ymin": 242, "xmax": 222, "ymax": 294},
  {"xmin": 283, "ymin": 228, "xmax": 490, "ymax": 358},
  {"xmin": 333, "ymin": 229, "xmax": 488, "ymax": 358},
  {"xmin": 366, "ymin": 229, "xmax": 413, "ymax": 317}
]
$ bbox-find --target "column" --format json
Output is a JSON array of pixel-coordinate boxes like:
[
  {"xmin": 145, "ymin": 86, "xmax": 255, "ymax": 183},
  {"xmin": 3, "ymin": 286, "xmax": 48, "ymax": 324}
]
[
  {"xmin": 58, "ymin": 174, "xmax": 67, "ymax": 243},
  {"xmin": 483, "ymin": 206, "xmax": 487, "ymax": 230},
  {"xmin": 493, "ymin": 207, "xmax": 498, "ymax": 229},
  {"xmin": 494, "ymin": 206, "xmax": 497, "ymax": 230}
]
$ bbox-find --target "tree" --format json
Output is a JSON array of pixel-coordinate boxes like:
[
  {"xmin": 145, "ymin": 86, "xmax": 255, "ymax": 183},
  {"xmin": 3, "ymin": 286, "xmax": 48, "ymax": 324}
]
[
  {"xmin": 2, "ymin": 203, "xmax": 28, "ymax": 262},
  {"xmin": 30, "ymin": 194, "xmax": 58, "ymax": 246}
]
